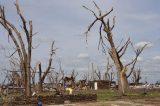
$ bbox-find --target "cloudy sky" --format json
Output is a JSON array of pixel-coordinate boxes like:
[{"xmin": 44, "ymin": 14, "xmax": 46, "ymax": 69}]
[{"xmin": 0, "ymin": 0, "xmax": 160, "ymax": 83}]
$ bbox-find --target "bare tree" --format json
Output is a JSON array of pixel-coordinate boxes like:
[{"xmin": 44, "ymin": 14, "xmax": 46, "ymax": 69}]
[
  {"xmin": 57, "ymin": 58, "xmax": 65, "ymax": 90},
  {"xmin": 95, "ymin": 66, "xmax": 101, "ymax": 80},
  {"xmin": 82, "ymin": 74, "xmax": 87, "ymax": 81},
  {"xmin": 38, "ymin": 41, "xmax": 56, "ymax": 92},
  {"xmin": 31, "ymin": 62, "xmax": 39, "ymax": 91},
  {"xmin": 1, "ymin": 45, "xmax": 23, "ymax": 87},
  {"xmin": 0, "ymin": 0, "xmax": 56, "ymax": 96},
  {"xmin": 91, "ymin": 63, "xmax": 96, "ymax": 81},
  {"xmin": 0, "ymin": 0, "xmax": 33, "ymax": 96},
  {"xmin": 47, "ymin": 70, "xmax": 63, "ymax": 91},
  {"xmin": 104, "ymin": 57, "xmax": 115, "ymax": 82},
  {"xmin": 47, "ymin": 71, "xmax": 55, "ymax": 88},
  {"xmin": 9, "ymin": 57, "xmax": 22, "ymax": 87},
  {"xmin": 131, "ymin": 67, "xmax": 141, "ymax": 85},
  {"xmin": 84, "ymin": 2, "xmax": 147, "ymax": 95},
  {"xmin": 47, "ymin": 59, "xmax": 65, "ymax": 90},
  {"xmin": 71, "ymin": 69, "xmax": 78, "ymax": 81}
]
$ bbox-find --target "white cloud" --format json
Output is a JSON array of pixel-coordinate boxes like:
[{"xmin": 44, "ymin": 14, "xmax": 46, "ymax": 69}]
[
  {"xmin": 152, "ymin": 56, "xmax": 160, "ymax": 60},
  {"xmin": 77, "ymin": 53, "xmax": 89, "ymax": 59},
  {"xmin": 134, "ymin": 41, "xmax": 153, "ymax": 49}
]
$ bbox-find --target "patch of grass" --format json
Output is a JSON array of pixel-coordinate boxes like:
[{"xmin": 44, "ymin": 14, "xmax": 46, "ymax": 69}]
[
  {"xmin": 79, "ymin": 89, "xmax": 160, "ymax": 101},
  {"xmin": 74, "ymin": 89, "xmax": 118, "ymax": 101},
  {"xmin": 96, "ymin": 89, "xmax": 117, "ymax": 101},
  {"xmin": 127, "ymin": 90, "xmax": 160, "ymax": 97},
  {"xmin": 143, "ymin": 91, "xmax": 160, "ymax": 97}
]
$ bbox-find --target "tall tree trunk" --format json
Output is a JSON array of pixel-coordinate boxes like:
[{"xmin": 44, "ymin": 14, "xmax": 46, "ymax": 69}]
[
  {"xmin": 84, "ymin": 2, "xmax": 147, "ymax": 96},
  {"xmin": 39, "ymin": 41, "xmax": 55, "ymax": 92},
  {"xmin": 118, "ymin": 68, "xmax": 129, "ymax": 95},
  {"xmin": 110, "ymin": 47, "xmax": 129, "ymax": 95},
  {"xmin": 26, "ymin": 63, "xmax": 31, "ymax": 96}
]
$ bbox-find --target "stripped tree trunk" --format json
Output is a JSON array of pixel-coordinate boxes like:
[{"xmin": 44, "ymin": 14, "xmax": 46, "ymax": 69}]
[
  {"xmin": 84, "ymin": 2, "xmax": 147, "ymax": 95},
  {"xmin": 38, "ymin": 41, "xmax": 56, "ymax": 92},
  {"xmin": 118, "ymin": 67, "xmax": 128, "ymax": 95},
  {"xmin": 0, "ymin": 0, "xmax": 56, "ymax": 96},
  {"xmin": 0, "ymin": 0, "xmax": 32, "ymax": 96}
]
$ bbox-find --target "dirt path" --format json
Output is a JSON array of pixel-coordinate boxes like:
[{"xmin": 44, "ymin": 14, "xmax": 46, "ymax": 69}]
[{"xmin": 45, "ymin": 100, "xmax": 157, "ymax": 106}]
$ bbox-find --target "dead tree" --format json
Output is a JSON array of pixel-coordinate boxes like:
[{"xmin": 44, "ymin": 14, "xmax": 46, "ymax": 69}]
[
  {"xmin": 38, "ymin": 41, "xmax": 56, "ymax": 92},
  {"xmin": 31, "ymin": 62, "xmax": 39, "ymax": 91},
  {"xmin": 95, "ymin": 67, "xmax": 101, "ymax": 80},
  {"xmin": 84, "ymin": 2, "xmax": 147, "ymax": 95},
  {"xmin": 104, "ymin": 57, "xmax": 115, "ymax": 82},
  {"xmin": 71, "ymin": 69, "xmax": 78, "ymax": 80},
  {"xmin": 57, "ymin": 59, "xmax": 65, "ymax": 90},
  {"xmin": 47, "ymin": 68, "xmax": 64, "ymax": 90},
  {"xmin": 91, "ymin": 63, "xmax": 96, "ymax": 81},
  {"xmin": 77, "ymin": 74, "xmax": 89, "ymax": 90},
  {"xmin": 104, "ymin": 69, "xmax": 115, "ymax": 82},
  {"xmin": 131, "ymin": 67, "xmax": 141, "ymax": 85},
  {"xmin": 10, "ymin": 72, "xmax": 21, "ymax": 87},
  {"xmin": 0, "ymin": 0, "xmax": 33, "ymax": 96},
  {"xmin": 71, "ymin": 69, "xmax": 78, "ymax": 88},
  {"xmin": 9, "ymin": 58, "xmax": 22, "ymax": 87},
  {"xmin": 47, "ymin": 71, "xmax": 55, "ymax": 89}
]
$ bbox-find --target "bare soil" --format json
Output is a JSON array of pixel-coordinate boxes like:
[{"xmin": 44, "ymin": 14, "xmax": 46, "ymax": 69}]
[{"xmin": 45, "ymin": 96, "xmax": 160, "ymax": 106}]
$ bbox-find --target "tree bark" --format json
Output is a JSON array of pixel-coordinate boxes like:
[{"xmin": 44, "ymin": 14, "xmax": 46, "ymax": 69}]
[
  {"xmin": 83, "ymin": 3, "xmax": 145, "ymax": 96},
  {"xmin": 0, "ymin": 1, "xmax": 33, "ymax": 96},
  {"xmin": 117, "ymin": 67, "xmax": 129, "ymax": 95},
  {"xmin": 37, "ymin": 41, "xmax": 55, "ymax": 92}
]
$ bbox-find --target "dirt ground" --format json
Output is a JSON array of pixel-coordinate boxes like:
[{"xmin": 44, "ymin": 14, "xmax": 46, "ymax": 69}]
[
  {"xmin": 67, "ymin": 101, "xmax": 155, "ymax": 106},
  {"xmin": 45, "ymin": 102, "xmax": 152, "ymax": 106},
  {"xmin": 2, "ymin": 89, "xmax": 160, "ymax": 106},
  {"xmin": 45, "ymin": 101, "xmax": 158, "ymax": 106},
  {"xmin": 45, "ymin": 97, "xmax": 160, "ymax": 106}
]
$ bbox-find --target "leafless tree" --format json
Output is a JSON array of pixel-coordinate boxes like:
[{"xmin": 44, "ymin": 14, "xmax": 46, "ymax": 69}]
[
  {"xmin": 47, "ymin": 71, "xmax": 55, "ymax": 88},
  {"xmin": 81, "ymin": 74, "xmax": 87, "ymax": 82},
  {"xmin": 71, "ymin": 69, "xmax": 78, "ymax": 81},
  {"xmin": 104, "ymin": 57, "xmax": 115, "ymax": 82},
  {"xmin": 1, "ymin": 46, "xmax": 23, "ymax": 87},
  {"xmin": 131, "ymin": 67, "xmax": 141, "ymax": 85},
  {"xmin": 47, "ymin": 70, "xmax": 63, "ymax": 90},
  {"xmin": 0, "ymin": 0, "xmax": 33, "ymax": 96},
  {"xmin": 95, "ymin": 66, "xmax": 101, "ymax": 80},
  {"xmin": 30, "ymin": 62, "xmax": 39, "ymax": 91},
  {"xmin": 38, "ymin": 41, "xmax": 56, "ymax": 92},
  {"xmin": 0, "ymin": 1, "xmax": 56, "ymax": 96},
  {"xmin": 84, "ymin": 2, "xmax": 147, "ymax": 95},
  {"xmin": 57, "ymin": 58, "xmax": 65, "ymax": 90},
  {"xmin": 47, "ymin": 59, "xmax": 65, "ymax": 90},
  {"xmin": 9, "ymin": 57, "xmax": 22, "ymax": 87},
  {"xmin": 91, "ymin": 63, "xmax": 96, "ymax": 81}
]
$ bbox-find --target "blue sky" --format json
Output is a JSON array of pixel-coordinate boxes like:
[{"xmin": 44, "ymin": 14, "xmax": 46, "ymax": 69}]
[{"xmin": 0, "ymin": 0, "xmax": 160, "ymax": 83}]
